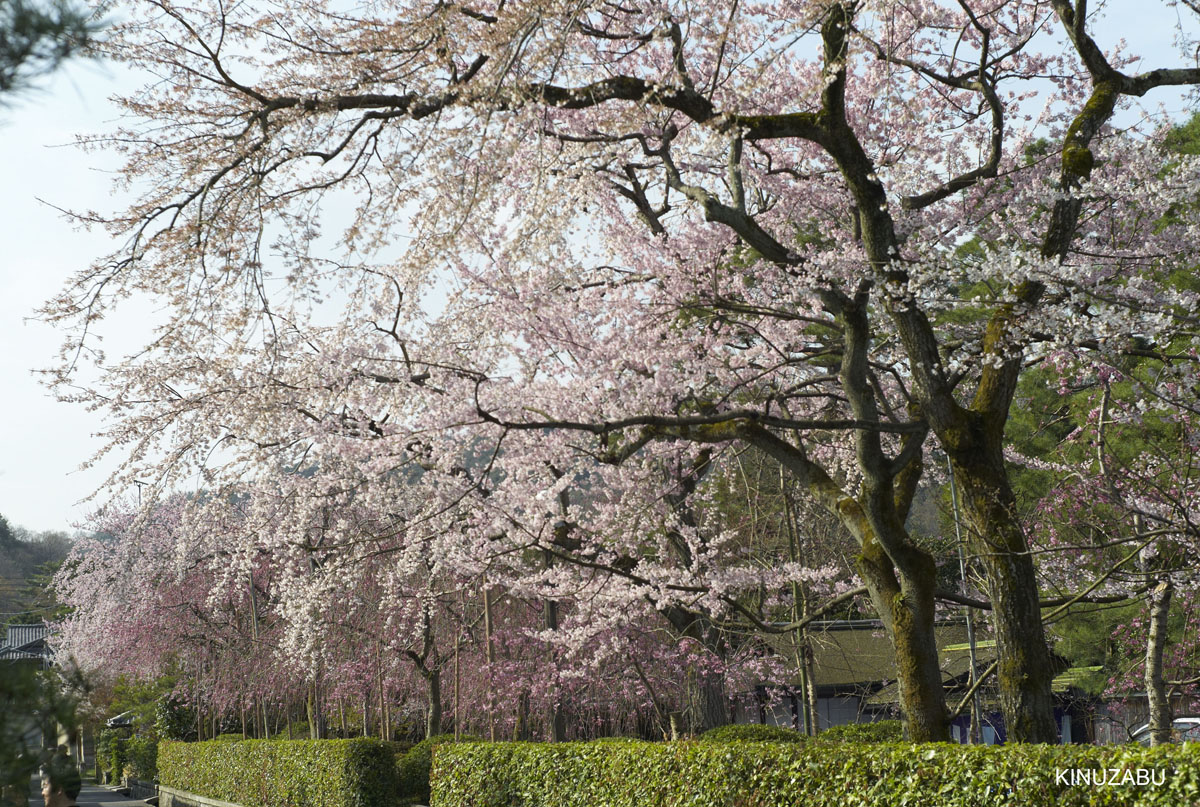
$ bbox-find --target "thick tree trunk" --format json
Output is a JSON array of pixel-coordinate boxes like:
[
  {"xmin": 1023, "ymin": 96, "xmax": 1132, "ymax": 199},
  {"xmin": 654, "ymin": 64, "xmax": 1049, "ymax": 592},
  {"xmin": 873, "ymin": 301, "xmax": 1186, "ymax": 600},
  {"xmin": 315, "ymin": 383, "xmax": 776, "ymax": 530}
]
[
  {"xmin": 951, "ymin": 447, "xmax": 1058, "ymax": 743},
  {"xmin": 693, "ymin": 674, "xmax": 729, "ymax": 734},
  {"xmin": 1146, "ymin": 580, "xmax": 1174, "ymax": 746},
  {"xmin": 857, "ymin": 542, "xmax": 949, "ymax": 742},
  {"xmin": 745, "ymin": 427, "xmax": 950, "ymax": 742},
  {"xmin": 513, "ymin": 690, "xmax": 531, "ymax": 741},
  {"xmin": 426, "ymin": 666, "xmax": 443, "ymax": 738}
]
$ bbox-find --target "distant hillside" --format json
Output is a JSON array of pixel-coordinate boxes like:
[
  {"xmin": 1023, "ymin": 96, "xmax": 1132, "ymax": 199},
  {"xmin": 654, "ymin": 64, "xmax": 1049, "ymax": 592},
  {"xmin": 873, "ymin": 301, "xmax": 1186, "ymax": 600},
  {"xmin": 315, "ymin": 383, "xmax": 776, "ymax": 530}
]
[{"xmin": 0, "ymin": 515, "xmax": 73, "ymax": 625}]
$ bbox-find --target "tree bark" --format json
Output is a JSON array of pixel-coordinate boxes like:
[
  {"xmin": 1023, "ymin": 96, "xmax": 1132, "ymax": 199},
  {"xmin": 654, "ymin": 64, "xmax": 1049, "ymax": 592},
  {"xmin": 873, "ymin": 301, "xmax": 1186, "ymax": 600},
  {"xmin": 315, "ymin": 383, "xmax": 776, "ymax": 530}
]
[
  {"xmin": 1146, "ymin": 580, "xmax": 1174, "ymax": 746},
  {"xmin": 857, "ymin": 538, "xmax": 949, "ymax": 742},
  {"xmin": 694, "ymin": 674, "xmax": 728, "ymax": 736},
  {"xmin": 513, "ymin": 690, "xmax": 531, "ymax": 741},
  {"xmin": 543, "ymin": 565, "xmax": 567, "ymax": 741},
  {"xmin": 307, "ymin": 688, "xmax": 317, "ymax": 739},
  {"xmin": 742, "ymin": 425, "xmax": 950, "ymax": 741},
  {"xmin": 377, "ymin": 641, "xmax": 389, "ymax": 741},
  {"xmin": 950, "ymin": 441, "xmax": 1059, "ymax": 743},
  {"xmin": 795, "ymin": 634, "xmax": 814, "ymax": 735},
  {"xmin": 483, "ymin": 585, "xmax": 496, "ymax": 742},
  {"xmin": 426, "ymin": 665, "xmax": 443, "ymax": 738},
  {"xmin": 802, "ymin": 0, "xmax": 1058, "ymax": 743}
]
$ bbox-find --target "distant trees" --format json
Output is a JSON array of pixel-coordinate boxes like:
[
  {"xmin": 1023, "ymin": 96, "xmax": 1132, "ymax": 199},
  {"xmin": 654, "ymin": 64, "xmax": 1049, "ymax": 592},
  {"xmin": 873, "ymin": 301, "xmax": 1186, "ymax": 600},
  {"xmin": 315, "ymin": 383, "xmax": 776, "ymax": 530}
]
[
  {"xmin": 0, "ymin": 513, "xmax": 73, "ymax": 624},
  {"xmin": 51, "ymin": 480, "xmax": 832, "ymax": 741}
]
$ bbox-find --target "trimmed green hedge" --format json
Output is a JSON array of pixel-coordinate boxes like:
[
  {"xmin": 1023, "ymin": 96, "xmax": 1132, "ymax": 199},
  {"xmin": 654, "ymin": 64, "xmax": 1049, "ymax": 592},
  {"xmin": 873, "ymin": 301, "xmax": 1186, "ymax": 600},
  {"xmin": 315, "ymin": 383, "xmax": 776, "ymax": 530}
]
[
  {"xmin": 398, "ymin": 734, "xmax": 476, "ymax": 805},
  {"xmin": 818, "ymin": 720, "xmax": 904, "ymax": 743},
  {"xmin": 700, "ymin": 724, "xmax": 807, "ymax": 743},
  {"xmin": 158, "ymin": 738, "xmax": 396, "ymax": 807},
  {"xmin": 432, "ymin": 740, "xmax": 1200, "ymax": 807}
]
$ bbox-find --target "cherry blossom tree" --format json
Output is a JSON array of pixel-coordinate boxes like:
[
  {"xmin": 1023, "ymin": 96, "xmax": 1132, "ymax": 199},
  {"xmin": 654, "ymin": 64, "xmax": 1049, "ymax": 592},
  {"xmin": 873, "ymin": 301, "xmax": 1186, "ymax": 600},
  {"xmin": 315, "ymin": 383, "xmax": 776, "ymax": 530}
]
[
  {"xmin": 44, "ymin": 0, "xmax": 1200, "ymax": 741},
  {"xmin": 53, "ymin": 487, "xmax": 804, "ymax": 741},
  {"xmin": 1025, "ymin": 369, "xmax": 1200, "ymax": 745}
]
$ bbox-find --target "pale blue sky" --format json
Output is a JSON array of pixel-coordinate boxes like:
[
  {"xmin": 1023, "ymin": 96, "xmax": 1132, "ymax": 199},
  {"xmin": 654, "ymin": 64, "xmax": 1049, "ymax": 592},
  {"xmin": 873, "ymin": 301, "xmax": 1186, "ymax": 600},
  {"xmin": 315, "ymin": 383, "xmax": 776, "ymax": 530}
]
[
  {"xmin": 1, "ymin": 3, "xmax": 1196, "ymax": 534},
  {"xmin": 2, "ymin": 59, "xmax": 138, "ymax": 535}
]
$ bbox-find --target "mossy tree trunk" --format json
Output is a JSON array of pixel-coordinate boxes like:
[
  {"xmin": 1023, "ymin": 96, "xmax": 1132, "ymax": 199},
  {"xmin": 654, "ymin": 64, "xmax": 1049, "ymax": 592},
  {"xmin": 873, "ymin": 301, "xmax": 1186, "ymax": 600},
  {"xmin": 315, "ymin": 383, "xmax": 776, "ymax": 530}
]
[
  {"xmin": 950, "ymin": 441, "xmax": 1058, "ymax": 743},
  {"xmin": 857, "ymin": 538, "xmax": 948, "ymax": 742}
]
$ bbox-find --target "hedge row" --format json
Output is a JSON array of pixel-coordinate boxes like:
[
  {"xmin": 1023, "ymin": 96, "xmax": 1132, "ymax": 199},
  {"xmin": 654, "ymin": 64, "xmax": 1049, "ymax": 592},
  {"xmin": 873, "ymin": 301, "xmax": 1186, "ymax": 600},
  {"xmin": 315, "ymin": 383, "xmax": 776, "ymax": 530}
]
[
  {"xmin": 817, "ymin": 720, "xmax": 904, "ymax": 743},
  {"xmin": 697, "ymin": 720, "xmax": 903, "ymax": 744},
  {"xmin": 397, "ymin": 734, "xmax": 473, "ymax": 805},
  {"xmin": 699, "ymin": 724, "xmax": 807, "ymax": 743},
  {"xmin": 432, "ymin": 740, "xmax": 1200, "ymax": 807},
  {"xmin": 158, "ymin": 738, "xmax": 396, "ymax": 807}
]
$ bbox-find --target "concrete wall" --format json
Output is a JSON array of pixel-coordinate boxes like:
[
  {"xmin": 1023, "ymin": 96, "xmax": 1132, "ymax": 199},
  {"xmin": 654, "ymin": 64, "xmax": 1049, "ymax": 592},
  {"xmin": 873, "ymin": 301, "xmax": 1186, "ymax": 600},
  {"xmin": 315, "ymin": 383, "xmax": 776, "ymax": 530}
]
[{"xmin": 157, "ymin": 785, "xmax": 243, "ymax": 807}]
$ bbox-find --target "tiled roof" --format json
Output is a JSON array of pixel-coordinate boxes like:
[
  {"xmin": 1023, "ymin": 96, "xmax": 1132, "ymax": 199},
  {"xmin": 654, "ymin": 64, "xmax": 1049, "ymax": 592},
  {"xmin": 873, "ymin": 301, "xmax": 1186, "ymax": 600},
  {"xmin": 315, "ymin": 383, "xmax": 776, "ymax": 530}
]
[
  {"xmin": 1, "ymin": 623, "xmax": 51, "ymax": 661},
  {"xmin": 3, "ymin": 623, "xmax": 49, "ymax": 648}
]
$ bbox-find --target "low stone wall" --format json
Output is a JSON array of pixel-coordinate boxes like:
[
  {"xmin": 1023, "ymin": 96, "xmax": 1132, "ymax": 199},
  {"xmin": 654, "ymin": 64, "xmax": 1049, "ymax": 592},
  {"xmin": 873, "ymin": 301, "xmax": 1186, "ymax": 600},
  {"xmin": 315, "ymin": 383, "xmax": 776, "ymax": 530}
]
[
  {"xmin": 127, "ymin": 777, "xmax": 158, "ymax": 800},
  {"xmin": 156, "ymin": 785, "xmax": 243, "ymax": 807}
]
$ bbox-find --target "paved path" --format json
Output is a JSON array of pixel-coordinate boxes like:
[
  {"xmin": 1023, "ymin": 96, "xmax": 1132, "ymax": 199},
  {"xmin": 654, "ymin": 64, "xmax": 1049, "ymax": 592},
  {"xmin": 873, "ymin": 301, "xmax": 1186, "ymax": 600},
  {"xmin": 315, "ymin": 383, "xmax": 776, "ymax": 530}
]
[{"xmin": 26, "ymin": 777, "xmax": 150, "ymax": 807}]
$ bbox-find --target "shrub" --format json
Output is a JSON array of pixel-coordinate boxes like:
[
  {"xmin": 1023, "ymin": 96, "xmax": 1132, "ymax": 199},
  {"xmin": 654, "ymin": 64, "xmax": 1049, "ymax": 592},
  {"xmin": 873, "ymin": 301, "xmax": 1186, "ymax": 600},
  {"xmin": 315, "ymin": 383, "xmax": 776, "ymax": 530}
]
[
  {"xmin": 383, "ymin": 740, "xmax": 414, "ymax": 756},
  {"xmin": 433, "ymin": 740, "xmax": 1200, "ymax": 807},
  {"xmin": 125, "ymin": 735, "xmax": 158, "ymax": 780},
  {"xmin": 280, "ymin": 720, "xmax": 310, "ymax": 739},
  {"xmin": 818, "ymin": 720, "xmax": 904, "ymax": 743},
  {"xmin": 155, "ymin": 696, "xmax": 197, "ymax": 741},
  {"xmin": 699, "ymin": 724, "xmax": 807, "ymax": 743},
  {"xmin": 398, "ymin": 734, "xmax": 477, "ymax": 805},
  {"xmin": 95, "ymin": 729, "xmax": 120, "ymax": 776},
  {"xmin": 108, "ymin": 736, "xmax": 128, "ymax": 783},
  {"xmin": 158, "ymin": 738, "xmax": 397, "ymax": 807}
]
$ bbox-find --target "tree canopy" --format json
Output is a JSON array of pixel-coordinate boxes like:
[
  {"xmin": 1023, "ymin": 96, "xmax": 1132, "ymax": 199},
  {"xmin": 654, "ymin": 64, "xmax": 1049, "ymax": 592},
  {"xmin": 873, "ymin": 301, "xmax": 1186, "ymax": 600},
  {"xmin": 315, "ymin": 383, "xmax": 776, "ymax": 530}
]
[{"xmin": 46, "ymin": 0, "xmax": 1200, "ymax": 742}]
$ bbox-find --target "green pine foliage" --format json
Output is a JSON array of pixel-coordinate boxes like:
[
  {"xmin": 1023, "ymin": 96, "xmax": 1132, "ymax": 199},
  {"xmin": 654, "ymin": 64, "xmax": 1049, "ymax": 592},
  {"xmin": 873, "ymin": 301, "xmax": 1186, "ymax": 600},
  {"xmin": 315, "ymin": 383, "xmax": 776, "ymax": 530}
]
[
  {"xmin": 158, "ymin": 738, "xmax": 397, "ymax": 807},
  {"xmin": 0, "ymin": 0, "xmax": 96, "ymax": 94},
  {"xmin": 433, "ymin": 741, "xmax": 1200, "ymax": 807},
  {"xmin": 155, "ymin": 695, "xmax": 197, "ymax": 742}
]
